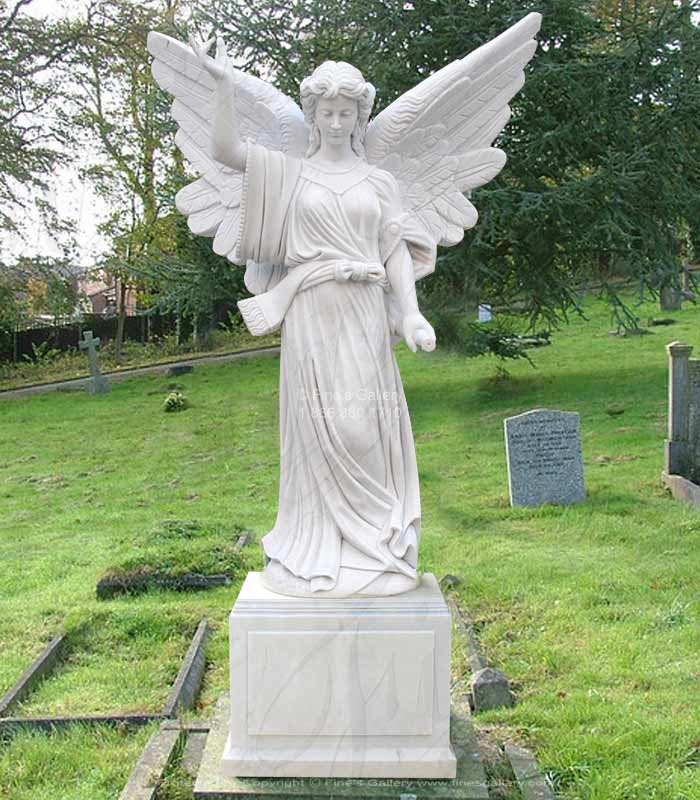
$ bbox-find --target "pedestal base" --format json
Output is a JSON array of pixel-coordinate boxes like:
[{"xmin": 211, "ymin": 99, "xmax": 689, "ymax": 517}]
[
  {"xmin": 222, "ymin": 572, "xmax": 457, "ymax": 779},
  {"xmin": 195, "ymin": 696, "xmax": 488, "ymax": 798}
]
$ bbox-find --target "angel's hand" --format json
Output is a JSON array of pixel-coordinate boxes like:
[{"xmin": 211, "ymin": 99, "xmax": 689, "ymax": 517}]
[
  {"xmin": 402, "ymin": 312, "xmax": 436, "ymax": 353},
  {"xmin": 190, "ymin": 34, "xmax": 229, "ymax": 83}
]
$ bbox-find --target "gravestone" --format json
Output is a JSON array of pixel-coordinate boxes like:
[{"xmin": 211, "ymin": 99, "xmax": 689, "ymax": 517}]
[
  {"xmin": 504, "ymin": 408, "xmax": 585, "ymax": 507},
  {"xmin": 478, "ymin": 304, "xmax": 493, "ymax": 323},
  {"xmin": 662, "ymin": 341, "xmax": 700, "ymax": 504},
  {"xmin": 79, "ymin": 331, "xmax": 110, "ymax": 395},
  {"xmin": 167, "ymin": 364, "xmax": 193, "ymax": 377},
  {"xmin": 660, "ymin": 286, "xmax": 682, "ymax": 312}
]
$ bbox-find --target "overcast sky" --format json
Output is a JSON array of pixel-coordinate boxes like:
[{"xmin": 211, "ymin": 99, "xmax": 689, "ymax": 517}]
[{"xmin": 2, "ymin": 0, "xmax": 108, "ymax": 268}]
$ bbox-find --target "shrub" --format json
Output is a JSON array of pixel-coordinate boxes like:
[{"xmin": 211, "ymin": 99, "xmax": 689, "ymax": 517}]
[{"xmin": 163, "ymin": 391, "xmax": 188, "ymax": 412}]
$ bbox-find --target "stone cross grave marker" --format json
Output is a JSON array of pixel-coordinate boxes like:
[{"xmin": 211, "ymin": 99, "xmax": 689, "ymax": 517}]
[
  {"xmin": 79, "ymin": 330, "xmax": 110, "ymax": 395},
  {"xmin": 504, "ymin": 408, "xmax": 585, "ymax": 507}
]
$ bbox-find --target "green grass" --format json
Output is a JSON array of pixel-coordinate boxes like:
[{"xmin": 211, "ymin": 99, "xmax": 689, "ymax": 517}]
[
  {"xmin": 95, "ymin": 519, "xmax": 247, "ymax": 598},
  {"xmin": 1, "ymin": 295, "xmax": 699, "ymax": 799},
  {"xmin": 0, "ymin": 724, "xmax": 156, "ymax": 800}
]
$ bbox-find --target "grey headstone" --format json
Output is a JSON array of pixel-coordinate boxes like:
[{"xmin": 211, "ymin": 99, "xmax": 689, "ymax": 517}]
[
  {"xmin": 660, "ymin": 286, "xmax": 682, "ymax": 311},
  {"xmin": 504, "ymin": 409, "xmax": 585, "ymax": 507},
  {"xmin": 665, "ymin": 342, "xmax": 700, "ymax": 483},
  {"xmin": 478, "ymin": 304, "xmax": 493, "ymax": 323}
]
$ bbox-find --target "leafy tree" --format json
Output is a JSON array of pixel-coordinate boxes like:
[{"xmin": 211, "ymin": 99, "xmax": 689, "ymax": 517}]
[
  {"xmin": 68, "ymin": 0, "xmax": 181, "ymax": 357},
  {"xmin": 0, "ymin": 0, "xmax": 84, "ymax": 239},
  {"xmin": 70, "ymin": 0, "xmax": 249, "ymax": 355},
  {"xmin": 0, "ymin": 267, "xmax": 27, "ymax": 333},
  {"xmin": 0, "ymin": 254, "xmax": 79, "ymax": 335},
  {"xmin": 133, "ymin": 190, "xmax": 248, "ymax": 349},
  {"xmin": 22, "ymin": 258, "xmax": 79, "ymax": 321}
]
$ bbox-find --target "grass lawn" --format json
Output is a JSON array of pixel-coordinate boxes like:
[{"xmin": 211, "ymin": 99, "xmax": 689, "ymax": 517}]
[{"xmin": 1, "ymin": 294, "xmax": 699, "ymax": 799}]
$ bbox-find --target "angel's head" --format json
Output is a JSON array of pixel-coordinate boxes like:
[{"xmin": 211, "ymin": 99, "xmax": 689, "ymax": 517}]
[{"xmin": 300, "ymin": 61, "xmax": 375, "ymax": 158}]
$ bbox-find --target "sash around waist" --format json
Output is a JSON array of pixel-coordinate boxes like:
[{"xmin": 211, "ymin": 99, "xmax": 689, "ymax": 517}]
[{"xmin": 238, "ymin": 259, "xmax": 388, "ymax": 337}]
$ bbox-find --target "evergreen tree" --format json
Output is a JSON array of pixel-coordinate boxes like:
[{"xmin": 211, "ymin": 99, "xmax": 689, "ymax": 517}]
[{"xmin": 197, "ymin": 0, "xmax": 700, "ymax": 348}]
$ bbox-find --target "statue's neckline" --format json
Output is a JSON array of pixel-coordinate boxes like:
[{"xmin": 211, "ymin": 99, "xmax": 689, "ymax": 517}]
[{"xmin": 305, "ymin": 158, "xmax": 365, "ymax": 174}]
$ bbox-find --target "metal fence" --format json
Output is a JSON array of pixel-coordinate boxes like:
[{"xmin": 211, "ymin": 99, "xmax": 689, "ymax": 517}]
[{"xmin": 0, "ymin": 312, "xmax": 181, "ymax": 363}]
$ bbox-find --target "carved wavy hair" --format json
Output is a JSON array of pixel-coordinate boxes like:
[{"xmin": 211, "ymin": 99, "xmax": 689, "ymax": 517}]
[{"xmin": 300, "ymin": 61, "xmax": 375, "ymax": 158}]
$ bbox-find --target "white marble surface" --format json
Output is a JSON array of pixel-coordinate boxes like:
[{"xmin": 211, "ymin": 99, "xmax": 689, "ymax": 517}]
[
  {"xmin": 222, "ymin": 572, "xmax": 457, "ymax": 778},
  {"xmin": 148, "ymin": 14, "xmax": 542, "ymax": 598}
]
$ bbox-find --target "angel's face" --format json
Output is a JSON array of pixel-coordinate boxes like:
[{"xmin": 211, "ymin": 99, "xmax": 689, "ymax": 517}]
[{"xmin": 314, "ymin": 95, "xmax": 359, "ymax": 147}]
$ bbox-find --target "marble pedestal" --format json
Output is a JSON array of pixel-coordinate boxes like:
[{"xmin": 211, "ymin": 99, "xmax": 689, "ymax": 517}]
[{"xmin": 222, "ymin": 572, "xmax": 457, "ymax": 779}]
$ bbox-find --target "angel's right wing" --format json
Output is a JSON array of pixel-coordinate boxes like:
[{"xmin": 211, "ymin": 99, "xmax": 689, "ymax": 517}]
[{"xmin": 147, "ymin": 32, "xmax": 308, "ymax": 288}]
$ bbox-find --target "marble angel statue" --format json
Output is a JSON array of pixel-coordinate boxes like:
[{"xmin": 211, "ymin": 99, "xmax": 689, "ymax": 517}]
[{"xmin": 148, "ymin": 13, "xmax": 541, "ymax": 599}]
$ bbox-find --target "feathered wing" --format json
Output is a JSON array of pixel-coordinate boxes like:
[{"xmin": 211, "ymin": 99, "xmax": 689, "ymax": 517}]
[
  {"xmin": 365, "ymin": 12, "xmax": 542, "ymax": 282},
  {"xmin": 147, "ymin": 32, "xmax": 309, "ymax": 292}
]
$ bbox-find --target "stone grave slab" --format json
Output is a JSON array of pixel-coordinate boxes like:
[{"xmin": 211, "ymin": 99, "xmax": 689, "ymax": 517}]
[{"xmin": 504, "ymin": 408, "xmax": 585, "ymax": 507}]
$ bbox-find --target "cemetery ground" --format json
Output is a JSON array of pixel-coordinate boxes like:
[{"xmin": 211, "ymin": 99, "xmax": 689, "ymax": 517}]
[
  {"xmin": 0, "ymin": 327, "xmax": 281, "ymax": 393},
  {"xmin": 1, "ymin": 295, "xmax": 699, "ymax": 800}
]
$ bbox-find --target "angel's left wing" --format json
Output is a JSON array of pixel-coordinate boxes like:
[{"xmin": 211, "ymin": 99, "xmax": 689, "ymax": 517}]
[{"xmin": 365, "ymin": 12, "xmax": 542, "ymax": 280}]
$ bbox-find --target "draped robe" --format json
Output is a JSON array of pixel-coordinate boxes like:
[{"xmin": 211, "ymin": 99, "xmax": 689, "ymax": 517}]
[{"xmin": 236, "ymin": 143, "xmax": 431, "ymax": 595}]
